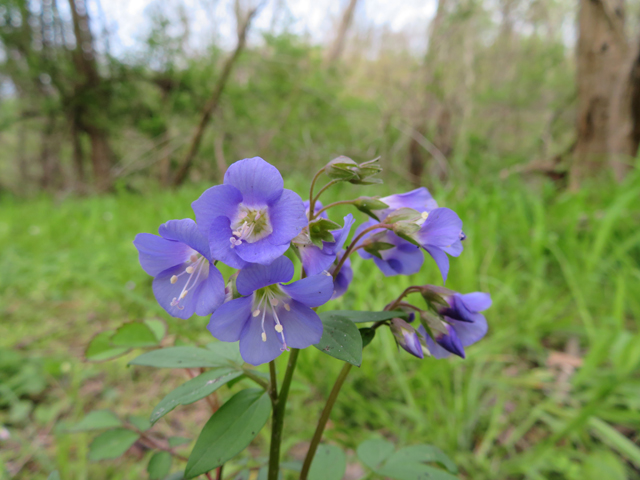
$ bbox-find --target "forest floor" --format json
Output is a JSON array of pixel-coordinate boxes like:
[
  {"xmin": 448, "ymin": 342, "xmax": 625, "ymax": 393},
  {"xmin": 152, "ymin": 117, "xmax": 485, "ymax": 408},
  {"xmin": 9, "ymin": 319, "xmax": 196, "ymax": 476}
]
[{"xmin": 1, "ymin": 172, "xmax": 640, "ymax": 480}]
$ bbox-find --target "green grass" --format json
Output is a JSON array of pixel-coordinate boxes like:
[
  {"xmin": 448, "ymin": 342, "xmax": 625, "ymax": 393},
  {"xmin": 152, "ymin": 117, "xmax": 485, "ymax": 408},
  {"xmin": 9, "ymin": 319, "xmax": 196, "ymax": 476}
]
[{"xmin": 1, "ymin": 170, "xmax": 640, "ymax": 480}]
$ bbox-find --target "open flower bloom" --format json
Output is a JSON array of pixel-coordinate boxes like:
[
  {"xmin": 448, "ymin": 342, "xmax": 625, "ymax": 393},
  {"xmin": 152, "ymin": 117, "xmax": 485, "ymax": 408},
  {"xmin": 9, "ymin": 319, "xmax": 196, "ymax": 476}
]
[
  {"xmin": 192, "ymin": 157, "xmax": 307, "ymax": 268},
  {"xmin": 298, "ymin": 214, "xmax": 355, "ymax": 276},
  {"xmin": 418, "ymin": 292, "xmax": 491, "ymax": 359},
  {"xmin": 133, "ymin": 219, "xmax": 226, "ymax": 319},
  {"xmin": 207, "ymin": 256, "xmax": 333, "ymax": 365},
  {"xmin": 355, "ymin": 219, "xmax": 424, "ymax": 276},
  {"xmin": 412, "ymin": 208, "xmax": 463, "ymax": 282},
  {"xmin": 328, "ymin": 251, "xmax": 352, "ymax": 299}
]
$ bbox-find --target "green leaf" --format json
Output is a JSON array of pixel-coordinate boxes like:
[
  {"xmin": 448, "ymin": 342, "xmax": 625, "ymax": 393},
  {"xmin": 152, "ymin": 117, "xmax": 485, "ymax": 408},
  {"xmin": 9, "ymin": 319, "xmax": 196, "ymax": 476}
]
[
  {"xmin": 111, "ymin": 322, "xmax": 159, "ymax": 348},
  {"xmin": 88, "ymin": 428, "xmax": 139, "ymax": 461},
  {"xmin": 388, "ymin": 445, "xmax": 458, "ymax": 474},
  {"xmin": 357, "ymin": 439, "xmax": 395, "ymax": 470},
  {"xmin": 359, "ymin": 328, "xmax": 376, "ymax": 348},
  {"xmin": 205, "ymin": 342, "xmax": 244, "ymax": 366},
  {"xmin": 314, "ymin": 313, "xmax": 363, "ymax": 366},
  {"xmin": 164, "ymin": 472, "xmax": 185, "ymax": 480},
  {"xmin": 167, "ymin": 437, "xmax": 190, "ymax": 448},
  {"xmin": 321, "ymin": 310, "xmax": 408, "ymax": 324},
  {"xmin": 148, "ymin": 451, "xmax": 172, "ymax": 480},
  {"xmin": 128, "ymin": 415, "xmax": 151, "ymax": 432},
  {"xmin": 66, "ymin": 410, "xmax": 122, "ymax": 432},
  {"xmin": 184, "ymin": 389, "xmax": 271, "ymax": 478},
  {"xmin": 150, "ymin": 368, "xmax": 243, "ymax": 424},
  {"xmin": 308, "ymin": 444, "xmax": 346, "ymax": 480},
  {"xmin": 129, "ymin": 346, "xmax": 235, "ymax": 368},
  {"xmin": 85, "ymin": 331, "xmax": 129, "ymax": 362},
  {"xmin": 47, "ymin": 471, "xmax": 61, "ymax": 480},
  {"xmin": 144, "ymin": 319, "xmax": 167, "ymax": 342}
]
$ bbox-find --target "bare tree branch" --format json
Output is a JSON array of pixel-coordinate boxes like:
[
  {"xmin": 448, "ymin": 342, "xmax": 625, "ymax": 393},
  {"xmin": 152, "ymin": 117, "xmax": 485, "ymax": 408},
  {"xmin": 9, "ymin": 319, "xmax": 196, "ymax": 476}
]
[{"xmin": 171, "ymin": 2, "xmax": 263, "ymax": 187}]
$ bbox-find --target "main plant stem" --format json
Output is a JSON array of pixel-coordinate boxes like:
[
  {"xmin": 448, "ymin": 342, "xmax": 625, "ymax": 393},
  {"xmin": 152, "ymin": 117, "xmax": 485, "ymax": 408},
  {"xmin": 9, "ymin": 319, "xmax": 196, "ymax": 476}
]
[
  {"xmin": 299, "ymin": 362, "xmax": 353, "ymax": 480},
  {"xmin": 267, "ymin": 348, "xmax": 300, "ymax": 480}
]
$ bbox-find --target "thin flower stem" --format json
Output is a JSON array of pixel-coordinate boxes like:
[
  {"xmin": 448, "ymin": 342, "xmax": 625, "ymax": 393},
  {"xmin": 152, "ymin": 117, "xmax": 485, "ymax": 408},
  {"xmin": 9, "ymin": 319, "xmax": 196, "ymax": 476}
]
[
  {"xmin": 332, "ymin": 223, "xmax": 392, "ymax": 279},
  {"xmin": 308, "ymin": 168, "xmax": 326, "ymax": 220},
  {"xmin": 311, "ymin": 179, "xmax": 339, "ymax": 212},
  {"xmin": 137, "ymin": 431, "xmax": 189, "ymax": 462},
  {"xmin": 314, "ymin": 199, "xmax": 356, "ymax": 217},
  {"xmin": 268, "ymin": 360, "xmax": 278, "ymax": 404},
  {"xmin": 215, "ymin": 464, "xmax": 224, "ymax": 480},
  {"xmin": 206, "ymin": 473, "xmax": 214, "ymax": 480},
  {"xmin": 299, "ymin": 362, "xmax": 353, "ymax": 480},
  {"xmin": 267, "ymin": 348, "xmax": 300, "ymax": 480},
  {"xmin": 242, "ymin": 367, "xmax": 270, "ymax": 390}
]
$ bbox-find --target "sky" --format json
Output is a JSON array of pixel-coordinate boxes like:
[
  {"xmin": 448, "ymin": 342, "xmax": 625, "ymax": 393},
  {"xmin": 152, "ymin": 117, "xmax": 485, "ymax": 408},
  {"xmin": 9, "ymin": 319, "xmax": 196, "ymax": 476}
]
[{"xmin": 94, "ymin": 0, "xmax": 438, "ymax": 56}]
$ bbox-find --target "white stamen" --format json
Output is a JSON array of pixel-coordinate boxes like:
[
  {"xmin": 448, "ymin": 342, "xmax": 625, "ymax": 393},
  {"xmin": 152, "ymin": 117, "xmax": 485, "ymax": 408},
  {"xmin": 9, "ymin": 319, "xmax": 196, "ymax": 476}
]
[
  {"xmin": 252, "ymin": 309, "xmax": 261, "ymax": 317},
  {"xmin": 239, "ymin": 211, "xmax": 248, "ymax": 219},
  {"xmin": 270, "ymin": 298, "xmax": 279, "ymax": 306},
  {"xmin": 261, "ymin": 332, "xmax": 267, "ymax": 342},
  {"xmin": 421, "ymin": 211, "xmax": 429, "ymax": 219},
  {"xmin": 186, "ymin": 266, "xmax": 194, "ymax": 274},
  {"xmin": 284, "ymin": 303, "xmax": 290, "ymax": 311},
  {"xmin": 255, "ymin": 212, "xmax": 261, "ymax": 220},
  {"xmin": 180, "ymin": 290, "xmax": 188, "ymax": 300},
  {"xmin": 190, "ymin": 254, "xmax": 198, "ymax": 263},
  {"xmin": 170, "ymin": 275, "xmax": 178, "ymax": 284},
  {"xmin": 275, "ymin": 324, "xmax": 283, "ymax": 333}
]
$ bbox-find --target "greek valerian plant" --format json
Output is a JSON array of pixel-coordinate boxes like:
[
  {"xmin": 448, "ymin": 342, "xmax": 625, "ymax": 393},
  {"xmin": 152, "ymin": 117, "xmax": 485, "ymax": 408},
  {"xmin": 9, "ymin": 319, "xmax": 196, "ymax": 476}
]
[{"xmin": 74, "ymin": 156, "xmax": 491, "ymax": 480}]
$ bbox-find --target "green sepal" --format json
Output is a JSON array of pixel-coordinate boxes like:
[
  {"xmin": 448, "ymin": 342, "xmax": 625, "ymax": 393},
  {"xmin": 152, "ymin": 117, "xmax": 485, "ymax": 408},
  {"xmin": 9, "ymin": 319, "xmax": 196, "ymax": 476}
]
[
  {"xmin": 309, "ymin": 217, "xmax": 341, "ymax": 247},
  {"xmin": 353, "ymin": 196, "xmax": 389, "ymax": 221},
  {"xmin": 363, "ymin": 241, "xmax": 395, "ymax": 259},
  {"xmin": 386, "ymin": 208, "xmax": 421, "ymax": 223}
]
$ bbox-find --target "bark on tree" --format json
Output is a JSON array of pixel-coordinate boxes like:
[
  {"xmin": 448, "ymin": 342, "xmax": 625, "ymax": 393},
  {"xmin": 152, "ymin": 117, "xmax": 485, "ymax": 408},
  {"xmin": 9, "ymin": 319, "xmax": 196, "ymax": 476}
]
[
  {"xmin": 68, "ymin": 0, "xmax": 114, "ymax": 193},
  {"xmin": 325, "ymin": 0, "xmax": 360, "ymax": 64},
  {"xmin": 571, "ymin": 0, "xmax": 627, "ymax": 189},
  {"xmin": 608, "ymin": 35, "xmax": 640, "ymax": 180},
  {"xmin": 171, "ymin": 4, "xmax": 261, "ymax": 187}
]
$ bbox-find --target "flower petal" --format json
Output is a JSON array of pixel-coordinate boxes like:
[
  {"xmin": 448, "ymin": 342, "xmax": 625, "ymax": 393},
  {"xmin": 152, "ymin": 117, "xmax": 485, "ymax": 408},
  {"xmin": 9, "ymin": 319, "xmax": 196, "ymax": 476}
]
[
  {"xmin": 224, "ymin": 157, "xmax": 284, "ymax": 206},
  {"xmin": 192, "ymin": 184, "xmax": 242, "ymax": 239},
  {"xmin": 193, "ymin": 263, "xmax": 226, "ymax": 316},
  {"xmin": 267, "ymin": 189, "xmax": 307, "ymax": 245},
  {"xmin": 158, "ymin": 218, "xmax": 211, "ymax": 259},
  {"xmin": 280, "ymin": 273, "xmax": 333, "ymax": 307},
  {"xmin": 208, "ymin": 295, "xmax": 253, "ymax": 342},
  {"xmin": 152, "ymin": 262, "xmax": 208, "ymax": 319},
  {"xmin": 416, "ymin": 208, "xmax": 462, "ymax": 249},
  {"xmin": 331, "ymin": 256, "xmax": 352, "ymax": 299},
  {"xmin": 325, "ymin": 213, "xmax": 355, "ymax": 254},
  {"xmin": 452, "ymin": 316, "xmax": 488, "ymax": 347},
  {"xmin": 303, "ymin": 200, "xmax": 328, "ymax": 219},
  {"xmin": 278, "ymin": 300, "xmax": 323, "ymax": 349},
  {"xmin": 134, "ymin": 233, "xmax": 194, "ymax": 277},
  {"xmin": 234, "ymin": 237, "xmax": 290, "ymax": 265},
  {"xmin": 207, "ymin": 216, "xmax": 248, "ymax": 269},
  {"xmin": 459, "ymin": 292, "xmax": 492, "ymax": 312},
  {"xmin": 299, "ymin": 244, "xmax": 335, "ymax": 276},
  {"xmin": 423, "ymin": 331, "xmax": 453, "ymax": 359},
  {"xmin": 236, "ymin": 256, "xmax": 294, "ymax": 295},
  {"xmin": 239, "ymin": 312, "xmax": 284, "ymax": 366},
  {"xmin": 377, "ymin": 187, "xmax": 437, "ymax": 219},
  {"xmin": 424, "ymin": 245, "xmax": 450, "ymax": 283}
]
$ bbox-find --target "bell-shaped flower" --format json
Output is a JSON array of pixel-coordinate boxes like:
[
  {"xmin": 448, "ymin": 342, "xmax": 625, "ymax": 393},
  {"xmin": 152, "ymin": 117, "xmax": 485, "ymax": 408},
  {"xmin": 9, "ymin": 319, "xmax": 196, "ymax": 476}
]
[
  {"xmin": 207, "ymin": 256, "xmax": 333, "ymax": 365},
  {"xmin": 328, "ymin": 251, "xmax": 352, "ymax": 299},
  {"xmin": 418, "ymin": 292, "xmax": 491, "ymax": 359},
  {"xmin": 297, "ymin": 214, "xmax": 355, "ymax": 276},
  {"xmin": 411, "ymin": 207, "xmax": 464, "ymax": 282},
  {"xmin": 133, "ymin": 219, "xmax": 226, "ymax": 319},
  {"xmin": 390, "ymin": 318, "xmax": 427, "ymax": 359},
  {"xmin": 192, "ymin": 157, "xmax": 307, "ymax": 268},
  {"xmin": 355, "ymin": 219, "xmax": 424, "ymax": 276}
]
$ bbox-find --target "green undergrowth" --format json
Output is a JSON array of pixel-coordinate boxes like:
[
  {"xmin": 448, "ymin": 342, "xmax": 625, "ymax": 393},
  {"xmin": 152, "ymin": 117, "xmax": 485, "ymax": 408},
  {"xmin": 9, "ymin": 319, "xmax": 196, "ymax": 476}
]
[{"xmin": 1, "ymin": 170, "xmax": 639, "ymax": 479}]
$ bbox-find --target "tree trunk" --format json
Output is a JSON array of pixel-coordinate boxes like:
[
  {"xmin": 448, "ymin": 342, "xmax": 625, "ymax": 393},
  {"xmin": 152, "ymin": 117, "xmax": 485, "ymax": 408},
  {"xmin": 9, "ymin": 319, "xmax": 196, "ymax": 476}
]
[
  {"xmin": 71, "ymin": 118, "xmax": 86, "ymax": 192},
  {"xmin": 571, "ymin": 0, "xmax": 627, "ymax": 189},
  {"xmin": 325, "ymin": 0, "xmax": 360, "ymax": 65},
  {"xmin": 86, "ymin": 126, "xmax": 114, "ymax": 193},
  {"xmin": 608, "ymin": 35, "xmax": 640, "ymax": 181}
]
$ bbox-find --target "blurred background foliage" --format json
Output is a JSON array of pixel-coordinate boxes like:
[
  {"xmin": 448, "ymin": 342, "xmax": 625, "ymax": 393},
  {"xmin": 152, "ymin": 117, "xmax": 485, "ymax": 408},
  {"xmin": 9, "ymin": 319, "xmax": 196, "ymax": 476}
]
[{"xmin": 1, "ymin": 0, "xmax": 640, "ymax": 479}]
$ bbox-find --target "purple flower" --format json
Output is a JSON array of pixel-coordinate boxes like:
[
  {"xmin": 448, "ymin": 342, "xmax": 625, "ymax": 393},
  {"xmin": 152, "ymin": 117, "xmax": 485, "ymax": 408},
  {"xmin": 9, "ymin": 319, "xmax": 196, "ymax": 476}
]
[
  {"xmin": 298, "ymin": 214, "xmax": 355, "ymax": 276},
  {"xmin": 390, "ymin": 318, "xmax": 426, "ymax": 359},
  {"xmin": 375, "ymin": 187, "xmax": 438, "ymax": 220},
  {"xmin": 133, "ymin": 219, "xmax": 226, "ymax": 319},
  {"xmin": 303, "ymin": 200, "xmax": 328, "ymax": 220},
  {"xmin": 413, "ymin": 208, "xmax": 463, "ymax": 282},
  {"xmin": 192, "ymin": 157, "xmax": 307, "ymax": 269},
  {"xmin": 207, "ymin": 256, "xmax": 333, "ymax": 365},
  {"xmin": 419, "ymin": 292, "xmax": 491, "ymax": 359},
  {"xmin": 328, "ymin": 251, "xmax": 352, "ymax": 299},
  {"xmin": 355, "ymin": 219, "xmax": 424, "ymax": 276}
]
